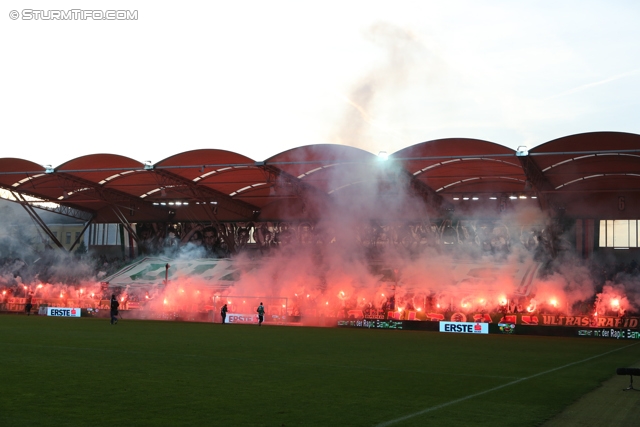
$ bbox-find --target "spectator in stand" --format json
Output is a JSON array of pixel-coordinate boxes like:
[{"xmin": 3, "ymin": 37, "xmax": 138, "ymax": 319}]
[
  {"xmin": 180, "ymin": 224, "xmax": 204, "ymax": 246},
  {"xmin": 203, "ymin": 226, "xmax": 230, "ymax": 258},
  {"xmin": 162, "ymin": 225, "xmax": 181, "ymax": 252},
  {"xmin": 202, "ymin": 226, "xmax": 218, "ymax": 257},
  {"xmin": 235, "ymin": 223, "xmax": 252, "ymax": 251},
  {"xmin": 137, "ymin": 223, "xmax": 160, "ymax": 255}
]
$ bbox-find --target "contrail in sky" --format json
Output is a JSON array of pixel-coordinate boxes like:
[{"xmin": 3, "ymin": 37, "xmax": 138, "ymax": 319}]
[{"xmin": 545, "ymin": 68, "xmax": 640, "ymax": 101}]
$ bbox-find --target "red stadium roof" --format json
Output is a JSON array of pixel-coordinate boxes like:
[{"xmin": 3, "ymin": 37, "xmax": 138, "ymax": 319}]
[{"xmin": 2, "ymin": 132, "xmax": 640, "ymax": 222}]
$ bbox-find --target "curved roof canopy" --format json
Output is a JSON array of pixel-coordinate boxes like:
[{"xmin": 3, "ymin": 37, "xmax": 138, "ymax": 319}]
[
  {"xmin": 2, "ymin": 132, "xmax": 640, "ymax": 222},
  {"xmin": 529, "ymin": 132, "xmax": 640, "ymax": 192},
  {"xmin": 393, "ymin": 138, "xmax": 526, "ymax": 194}
]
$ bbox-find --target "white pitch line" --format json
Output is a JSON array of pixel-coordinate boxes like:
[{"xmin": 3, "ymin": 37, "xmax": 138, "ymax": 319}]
[{"xmin": 374, "ymin": 342, "xmax": 640, "ymax": 427}]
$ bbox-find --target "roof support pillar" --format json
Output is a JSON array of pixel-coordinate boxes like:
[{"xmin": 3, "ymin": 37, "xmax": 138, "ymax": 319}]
[
  {"xmin": 516, "ymin": 155, "xmax": 554, "ymax": 211},
  {"xmin": 69, "ymin": 216, "xmax": 95, "ymax": 252},
  {"xmin": 109, "ymin": 205, "xmax": 140, "ymax": 245},
  {"xmin": 11, "ymin": 191, "xmax": 65, "ymax": 250}
]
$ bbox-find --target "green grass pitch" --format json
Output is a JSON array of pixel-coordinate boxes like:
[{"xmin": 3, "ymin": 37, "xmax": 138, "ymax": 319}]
[{"xmin": 1, "ymin": 315, "xmax": 638, "ymax": 427}]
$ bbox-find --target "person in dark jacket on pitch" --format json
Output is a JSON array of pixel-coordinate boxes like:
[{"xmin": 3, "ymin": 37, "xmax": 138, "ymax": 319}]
[
  {"xmin": 110, "ymin": 294, "xmax": 120, "ymax": 325},
  {"xmin": 257, "ymin": 302, "xmax": 265, "ymax": 326},
  {"xmin": 221, "ymin": 304, "xmax": 227, "ymax": 324},
  {"xmin": 25, "ymin": 292, "xmax": 33, "ymax": 316}
]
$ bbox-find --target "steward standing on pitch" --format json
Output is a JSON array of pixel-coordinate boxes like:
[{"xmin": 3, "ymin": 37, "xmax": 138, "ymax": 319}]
[
  {"xmin": 257, "ymin": 302, "xmax": 265, "ymax": 326},
  {"xmin": 24, "ymin": 291, "xmax": 33, "ymax": 316},
  {"xmin": 221, "ymin": 303, "xmax": 227, "ymax": 324},
  {"xmin": 110, "ymin": 294, "xmax": 120, "ymax": 325}
]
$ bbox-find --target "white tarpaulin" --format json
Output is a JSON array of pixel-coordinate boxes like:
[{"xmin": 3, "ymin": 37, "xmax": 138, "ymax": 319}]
[
  {"xmin": 101, "ymin": 257, "xmax": 243, "ymax": 289},
  {"xmin": 101, "ymin": 256, "xmax": 540, "ymax": 296}
]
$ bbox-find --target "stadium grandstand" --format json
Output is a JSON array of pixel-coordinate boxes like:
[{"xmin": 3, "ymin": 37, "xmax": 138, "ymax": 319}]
[{"xmin": 2, "ymin": 131, "xmax": 640, "ymax": 327}]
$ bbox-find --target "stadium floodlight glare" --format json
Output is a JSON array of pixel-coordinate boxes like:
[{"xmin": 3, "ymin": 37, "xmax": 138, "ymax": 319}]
[
  {"xmin": 516, "ymin": 146, "xmax": 529, "ymax": 157},
  {"xmin": 377, "ymin": 151, "xmax": 389, "ymax": 161}
]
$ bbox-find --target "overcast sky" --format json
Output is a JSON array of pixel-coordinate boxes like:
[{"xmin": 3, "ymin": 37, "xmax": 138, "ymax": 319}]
[{"xmin": 3, "ymin": 0, "xmax": 640, "ymax": 167}]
